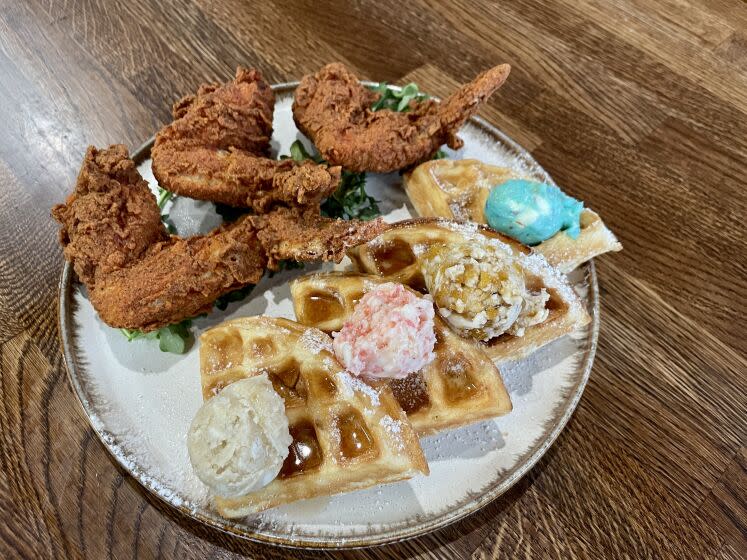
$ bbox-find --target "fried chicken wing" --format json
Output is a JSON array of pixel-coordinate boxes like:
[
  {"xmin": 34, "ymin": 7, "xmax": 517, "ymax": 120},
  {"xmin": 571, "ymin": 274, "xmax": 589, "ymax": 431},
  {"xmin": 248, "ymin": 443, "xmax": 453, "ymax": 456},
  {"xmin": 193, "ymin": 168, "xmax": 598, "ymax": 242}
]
[
  {"xmin": 90, "ymin": 216, "xmax": 267, "ymax": 331},
  {"xmin": 52, "ymin": 145, "xmax": 168, "ymax": 286},
  {"xmin": 251, "ymin": 207, "xmax": 386, "ymax": 266},
  {"xmin": 53, "ymin": 144, "xmax": 385, "ymax": 331},
  {"xmin": 152, "ymin": 67, "xmax": 341, "ymax": 209},
  {"xmin": 292, "ymin": 63, "xmax": 511, "ymax": 173}
]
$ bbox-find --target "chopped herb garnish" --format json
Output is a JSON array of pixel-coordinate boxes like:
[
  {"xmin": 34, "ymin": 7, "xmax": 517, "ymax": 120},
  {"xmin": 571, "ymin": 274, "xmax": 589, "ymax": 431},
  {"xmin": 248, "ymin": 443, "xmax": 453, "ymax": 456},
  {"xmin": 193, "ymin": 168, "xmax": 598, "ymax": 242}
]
[{"xmin": 433, "ymin": 149, "xmax": 447, "ymax": 160}]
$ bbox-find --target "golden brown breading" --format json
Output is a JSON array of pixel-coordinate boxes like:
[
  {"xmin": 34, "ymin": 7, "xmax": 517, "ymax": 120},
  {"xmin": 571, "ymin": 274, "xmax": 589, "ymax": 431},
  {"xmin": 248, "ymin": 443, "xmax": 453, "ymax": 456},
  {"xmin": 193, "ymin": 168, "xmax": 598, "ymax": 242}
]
[
  {"xmin": 90, "ymin": 216, "xmax": 267, "ymax": 331},
  {"xmin": 51, "ymin": 145, "xmax": 168, "ymax": 287},
  {"xmin": 152, "ymin": 67, "xmax": 341, "ymax": 209},
  {"xmin": 292, "ymin": 63, "xmax": 511, "ymax": 173},
  {"xmin": 152, "ymin": 147, "xmax": 340, "ymax": 210},
  {"xmin": 251, "ymin": 208, "xmax": 387, "ymax": 267},
  {"xmin": 53, "ymin": 145, "xmax": 385, "ymax": 331}
]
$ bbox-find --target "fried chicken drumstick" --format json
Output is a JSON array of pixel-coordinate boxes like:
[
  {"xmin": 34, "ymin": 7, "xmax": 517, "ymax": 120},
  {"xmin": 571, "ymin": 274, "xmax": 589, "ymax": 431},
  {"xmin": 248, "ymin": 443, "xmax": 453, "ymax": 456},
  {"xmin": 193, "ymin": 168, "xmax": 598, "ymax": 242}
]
[
  {"xmin": 53, "ymin": 145, "xmax": 385, "ymax": 332},
  {"xmin": 152, "ymin": 67, "xmax": 341, "ymax": 210},
  {"xmin": 292, "ymin": 63, "xmax": 511, "ymax": 173}
]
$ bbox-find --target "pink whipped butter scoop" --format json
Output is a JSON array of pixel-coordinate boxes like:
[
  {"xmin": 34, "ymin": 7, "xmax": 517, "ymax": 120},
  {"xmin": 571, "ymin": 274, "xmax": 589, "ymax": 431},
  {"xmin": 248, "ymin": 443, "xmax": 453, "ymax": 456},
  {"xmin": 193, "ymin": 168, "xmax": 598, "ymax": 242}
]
[{"xmin": 332, "ymin": 282, "xmax": 436, "ymax": 379}]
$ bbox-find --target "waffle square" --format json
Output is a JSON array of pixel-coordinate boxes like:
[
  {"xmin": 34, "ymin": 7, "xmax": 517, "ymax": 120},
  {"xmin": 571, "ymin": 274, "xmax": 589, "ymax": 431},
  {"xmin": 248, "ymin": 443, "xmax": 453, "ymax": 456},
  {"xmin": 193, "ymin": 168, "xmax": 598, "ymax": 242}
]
[
  {"xmin": 347, "ymin": 218, "xmax": 590, "ymax": 362},
  {"xmin": 291, "ymin": 272, "xmax": 512, "ymax": 435},
  {"xmin": 403, "ymin": 159, "xmax": 621, "ymax": 273},
  {"xmin": 199, "ymin": 316, "xmax": 428, "ymax": 517}
]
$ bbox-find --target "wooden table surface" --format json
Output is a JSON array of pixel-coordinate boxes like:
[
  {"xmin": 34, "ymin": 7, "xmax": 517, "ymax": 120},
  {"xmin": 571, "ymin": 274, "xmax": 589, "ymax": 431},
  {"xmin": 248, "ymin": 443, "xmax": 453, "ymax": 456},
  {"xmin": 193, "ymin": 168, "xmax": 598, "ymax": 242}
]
[{"xmin": 1, "ymin": 0, "xmax": 745, "ymax": 558}]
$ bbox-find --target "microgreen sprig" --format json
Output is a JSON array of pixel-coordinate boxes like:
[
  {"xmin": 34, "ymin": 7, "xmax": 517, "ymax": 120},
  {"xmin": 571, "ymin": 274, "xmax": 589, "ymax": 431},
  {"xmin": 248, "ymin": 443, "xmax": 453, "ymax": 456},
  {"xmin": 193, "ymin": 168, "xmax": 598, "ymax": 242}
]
[
  {"xmin": 120, "ymin": 318, "xmax": 193, "ymax": 354},
  {"xmin": 370, "ymin": 82, "xmax": 428, "ymax": 112},
  {"xmin": 156, "ymin": 187, "xmax": 178, "ymax": 234}
]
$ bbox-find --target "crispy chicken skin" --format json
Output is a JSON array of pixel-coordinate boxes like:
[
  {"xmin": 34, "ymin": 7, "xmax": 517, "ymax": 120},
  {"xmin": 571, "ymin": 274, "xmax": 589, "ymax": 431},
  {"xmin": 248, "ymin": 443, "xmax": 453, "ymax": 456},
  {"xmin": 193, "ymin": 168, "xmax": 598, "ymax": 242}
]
[
  {"xmin": 251, "ymin": 207, "xmax": 387, "ymax": 267},
  {"xmin": 292, "ymin": 63, "xmax": 511, "ymax": 173},
  {"xmin": 53, "ymin": 145, "xmax": 386, "ymax": 331},
  {"xmin": 90, "ymin": 216, "xmax": 267, "ymax": 331},
  {"xmin": 152, "ymin": 67, "xmax": 341, "ymax": 209},
  {"xmin": 51, "ymin": 145, "xmax": 168, "ymax": 287}
]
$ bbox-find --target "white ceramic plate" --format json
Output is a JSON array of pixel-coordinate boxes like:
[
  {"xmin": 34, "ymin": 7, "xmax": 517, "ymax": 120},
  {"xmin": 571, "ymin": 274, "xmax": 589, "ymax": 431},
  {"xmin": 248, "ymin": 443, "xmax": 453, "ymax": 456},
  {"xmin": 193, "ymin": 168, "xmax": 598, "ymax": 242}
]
[{"xmin": 58, "ymin": 83, "xmax": 598, "ymax": 548}]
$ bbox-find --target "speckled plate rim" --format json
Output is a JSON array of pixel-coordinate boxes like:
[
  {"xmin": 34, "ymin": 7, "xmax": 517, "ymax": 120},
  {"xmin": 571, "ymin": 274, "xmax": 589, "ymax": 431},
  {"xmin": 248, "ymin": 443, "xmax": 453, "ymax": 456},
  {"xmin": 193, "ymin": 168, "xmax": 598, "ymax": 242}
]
[{"xmin": 57, "ymin": 81, "xmax": 599, "ymax": 549}]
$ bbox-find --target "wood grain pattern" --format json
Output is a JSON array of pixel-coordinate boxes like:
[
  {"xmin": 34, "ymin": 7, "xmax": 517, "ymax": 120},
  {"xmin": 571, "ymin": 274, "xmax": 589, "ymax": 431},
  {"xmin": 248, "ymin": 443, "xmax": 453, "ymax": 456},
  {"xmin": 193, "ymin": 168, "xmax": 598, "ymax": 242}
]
[{"xmin": 0, "ymin": 0, "xmax": 745, "ymax": 558}]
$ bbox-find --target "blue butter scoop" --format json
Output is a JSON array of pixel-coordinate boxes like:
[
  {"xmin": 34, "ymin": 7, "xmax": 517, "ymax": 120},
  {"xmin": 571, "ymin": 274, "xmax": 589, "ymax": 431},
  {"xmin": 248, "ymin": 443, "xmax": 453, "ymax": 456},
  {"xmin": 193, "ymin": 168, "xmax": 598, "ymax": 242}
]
[{"xmin": 484, "ymin": 179, "xmax": 583, "ymax": 245}]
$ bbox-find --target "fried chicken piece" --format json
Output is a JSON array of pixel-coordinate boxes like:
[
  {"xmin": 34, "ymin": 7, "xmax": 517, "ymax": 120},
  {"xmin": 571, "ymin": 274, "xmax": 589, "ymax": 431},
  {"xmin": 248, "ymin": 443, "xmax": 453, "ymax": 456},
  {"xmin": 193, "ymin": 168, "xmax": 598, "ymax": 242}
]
[
  {"xmin": 52, "ymin": 145, "xmax": 168, "ymax": 287},
  {"xmin": 53, "ymin": 145, "xmax": 385, "ymax": 331},
  {"xmin": 90, "ymin": 216, "xmax": 267, "ymax": 331},
  {"xmin": 251, "ymin": 207, "xmax": 387, "ymax": 267},
  {"xmin": 292, "ymin": 63, "xmax": 511, "ymax": 173},
  {"xmin": 152, "ymin": 67, "xmax": 341, "ymax": 209},
  {"xmin": 90, "ymin": 209, "xmax": 385, "ymax": 331}
]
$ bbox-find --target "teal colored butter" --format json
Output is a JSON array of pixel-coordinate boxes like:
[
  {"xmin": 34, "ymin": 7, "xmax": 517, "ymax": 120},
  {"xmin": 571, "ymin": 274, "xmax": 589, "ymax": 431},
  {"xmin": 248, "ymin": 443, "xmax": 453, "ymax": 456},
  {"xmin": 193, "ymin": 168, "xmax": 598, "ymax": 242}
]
[{"xmin": 484, "ymin": 179, "xmax": 583, "ymax": 245}]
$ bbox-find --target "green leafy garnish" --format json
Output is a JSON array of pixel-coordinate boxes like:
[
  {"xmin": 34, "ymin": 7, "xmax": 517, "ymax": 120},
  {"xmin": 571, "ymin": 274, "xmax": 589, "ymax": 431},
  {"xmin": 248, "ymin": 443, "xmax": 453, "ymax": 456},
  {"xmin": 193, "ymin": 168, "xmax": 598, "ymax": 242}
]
[
  {"xmin": 290, "ymin": 140, "xmax": 321, "ymax": 163},
  {"xmin": 160, "ymin": 213, "xmax": 178, "ymax": 234},
  {"xmin": 370, "ymin": 82, "xmax": 428, "ymax": 112},
  {"xmin": 285, "ymin": 140, "xmax": 323, "ymax": 164},
  {"xmin": 156, "ymin": 187, "xmax": 179, "ymax": 234},
  {"xmin": 156, "ymin": 187, "xmax": 174, "ymax": 210},
  {"xmin": 120, "ymin": 318, "xmax": 193, "ymax": 354},
  {"xmin": 120, "ymin": 328, "xmax": 149, "ymax": 342},
  {"xmin": 321, "ymin": 170, "xmax": 379, "ymax": 220},
  {"xmin": 433, "ymin": 149, "xmax": 447, "ymax": 160},
  {"xmin": 157, "ymin": 321, "xmax": 192, "ymax": 353},
  {"xmin": 284, "ymin": 140, "xmax": 379, "ymax": 221}
]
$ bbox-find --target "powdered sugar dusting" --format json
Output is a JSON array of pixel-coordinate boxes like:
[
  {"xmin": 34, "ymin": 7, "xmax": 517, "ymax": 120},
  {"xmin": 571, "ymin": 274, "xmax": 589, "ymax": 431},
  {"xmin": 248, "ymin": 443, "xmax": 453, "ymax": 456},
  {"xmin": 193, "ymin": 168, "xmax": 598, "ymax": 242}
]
[
  {"xmin": 517, "ymin": 252, "xmax": 583, "ymax": 314},
  {"xmin": 442, "ymin": 220, "xmax": 480, "ymax": 236},
  {"xmin": 299, "ymin": 328, "xmax": 333, "ymax": 356},
  {"xmin": 412, "ymin": 243, "xmax": 430, "ymax": 256},
  {"xmin": 335, "ymin": 370, "xmax": 381, "ymax": 407},
  {"xmin": 380, "ymin": 415, "xmax": 405, "ymax": 451}
]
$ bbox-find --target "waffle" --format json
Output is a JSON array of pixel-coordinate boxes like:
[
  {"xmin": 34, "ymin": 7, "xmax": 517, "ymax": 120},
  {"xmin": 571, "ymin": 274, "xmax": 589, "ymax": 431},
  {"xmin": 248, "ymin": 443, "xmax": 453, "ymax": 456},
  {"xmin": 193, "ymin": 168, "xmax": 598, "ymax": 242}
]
[
  {"xmin": 199, "ymin": 316, "xmax": 428, "ymax": 517},
  {"xmin": 347, "ymin": 218, "xmax": 590, "ymax": 362},
  {"xmin": 290, "ymin": 272, "xmax": 512, "ymax": 435},
  {"xmin": 403, "ymin": 159, "xmax": 622, "ymax": 273}
]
